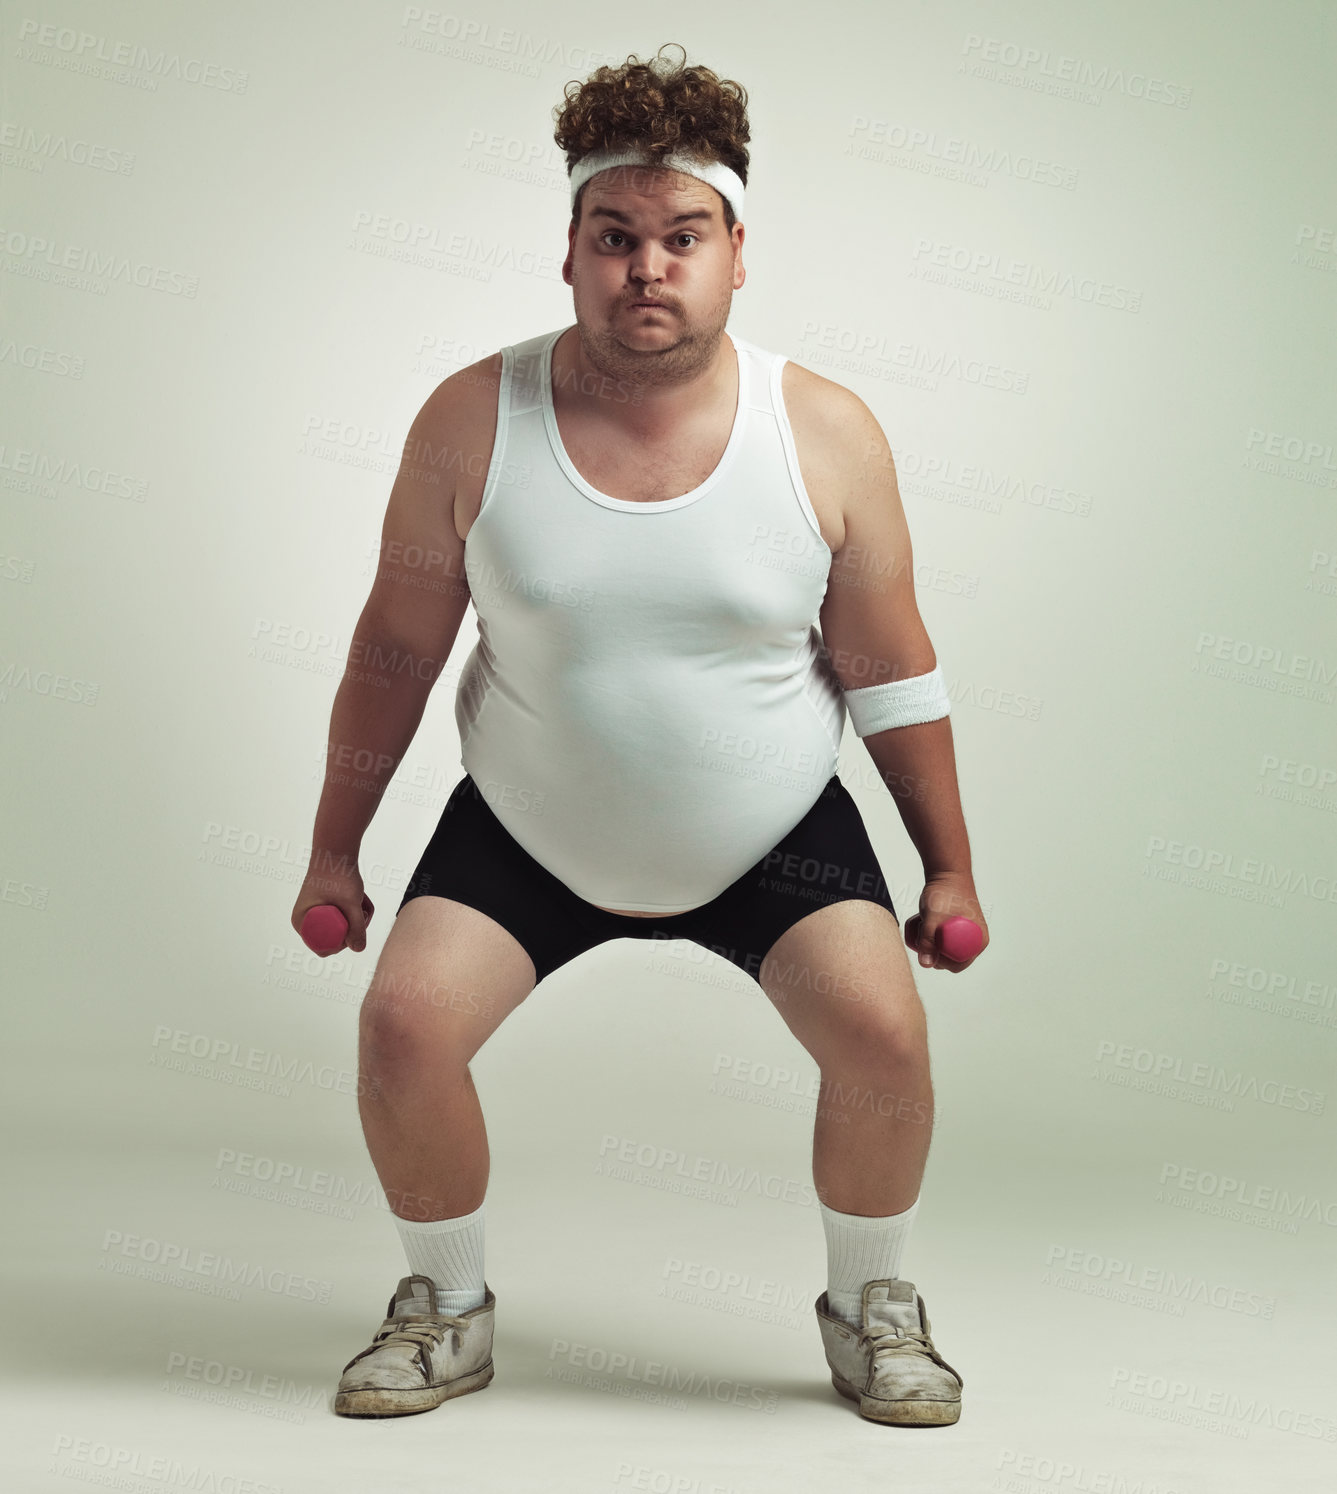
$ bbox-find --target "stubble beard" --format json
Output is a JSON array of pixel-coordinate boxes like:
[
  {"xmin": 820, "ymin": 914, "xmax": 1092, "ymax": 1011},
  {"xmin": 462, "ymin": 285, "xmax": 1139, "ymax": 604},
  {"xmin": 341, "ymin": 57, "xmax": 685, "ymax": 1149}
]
[{"xmin": 572, "ymin": 288, "xmax": 733, "ymax": 393}]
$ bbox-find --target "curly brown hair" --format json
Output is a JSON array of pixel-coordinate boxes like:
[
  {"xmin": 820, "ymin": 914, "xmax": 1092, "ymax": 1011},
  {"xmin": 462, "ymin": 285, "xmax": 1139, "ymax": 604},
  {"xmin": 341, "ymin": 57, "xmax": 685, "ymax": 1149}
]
[{"xmin": 553, "ymin": 43, "xmax": 750, "ymax": 231}]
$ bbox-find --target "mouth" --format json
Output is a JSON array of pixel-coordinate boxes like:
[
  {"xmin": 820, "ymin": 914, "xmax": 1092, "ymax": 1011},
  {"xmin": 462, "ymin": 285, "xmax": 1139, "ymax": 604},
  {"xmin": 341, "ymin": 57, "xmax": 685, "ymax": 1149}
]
[{"xmin": 628, "ymin": 300, "xmax": 670, "ymax": 310}]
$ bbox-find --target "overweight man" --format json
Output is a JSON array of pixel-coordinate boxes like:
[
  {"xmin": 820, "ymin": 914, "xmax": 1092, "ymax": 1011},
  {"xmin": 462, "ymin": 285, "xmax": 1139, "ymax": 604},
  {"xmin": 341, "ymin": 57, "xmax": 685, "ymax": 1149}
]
[{"xmin": 293, "ymin": 44, "xmax": 987, "ymax": 1429}]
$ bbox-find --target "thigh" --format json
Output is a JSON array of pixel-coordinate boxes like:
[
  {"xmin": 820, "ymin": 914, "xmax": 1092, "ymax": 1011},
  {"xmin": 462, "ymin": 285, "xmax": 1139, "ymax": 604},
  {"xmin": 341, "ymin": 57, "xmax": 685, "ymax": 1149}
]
[
  {"xmin": 396, "ymin": 772, "xmax": 607, "ymax": 986},
  {"xmin": 362, "ymin": 894, "xmax": 539, "ymax": 1066},
  {"xmin": 680, "ymin": 774, "xmax": 903, "ymax": 994},
  {"xmin": 756, "ymin": 897, "xmax": 925, "ymax": 1065}
]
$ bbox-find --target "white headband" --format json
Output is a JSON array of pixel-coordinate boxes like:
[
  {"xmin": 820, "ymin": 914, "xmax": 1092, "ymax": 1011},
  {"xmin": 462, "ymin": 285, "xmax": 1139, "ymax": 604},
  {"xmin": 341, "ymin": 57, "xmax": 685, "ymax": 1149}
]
[{"xmin": 569, "ymin": 147, "xmax": 745, "ymax": 222}]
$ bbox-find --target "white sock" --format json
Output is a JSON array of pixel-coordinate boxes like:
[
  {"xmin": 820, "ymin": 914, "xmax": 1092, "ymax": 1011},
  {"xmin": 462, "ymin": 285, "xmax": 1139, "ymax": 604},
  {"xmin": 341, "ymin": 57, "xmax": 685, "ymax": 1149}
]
[
  {"xmin": 820, "ymin": 1196, "xmax": 920, "ymax": 1327},
  {"xmin": 391, "ymin": 1199, "xmax": 487, "ymax": 1313}
]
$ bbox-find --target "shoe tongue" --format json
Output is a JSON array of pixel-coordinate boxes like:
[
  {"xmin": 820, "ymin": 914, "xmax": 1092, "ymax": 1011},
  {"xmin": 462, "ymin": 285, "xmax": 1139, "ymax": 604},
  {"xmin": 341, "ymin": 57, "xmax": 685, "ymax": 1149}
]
[
  {"xmin": 391, "ymin": 1276, "xmax": 437, "ymax": 1317},
  {"xmin": 864, "ymin": 1280, "xmax": 921, "ymax": 1334}
]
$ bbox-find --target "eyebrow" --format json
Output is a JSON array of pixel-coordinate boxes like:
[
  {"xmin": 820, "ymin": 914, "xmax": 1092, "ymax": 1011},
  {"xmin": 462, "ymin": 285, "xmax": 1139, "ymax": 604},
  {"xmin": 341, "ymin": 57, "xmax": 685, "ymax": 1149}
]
[{"xmin": 587, "ymin": 207, "xmax": 714, "ymax": 226}]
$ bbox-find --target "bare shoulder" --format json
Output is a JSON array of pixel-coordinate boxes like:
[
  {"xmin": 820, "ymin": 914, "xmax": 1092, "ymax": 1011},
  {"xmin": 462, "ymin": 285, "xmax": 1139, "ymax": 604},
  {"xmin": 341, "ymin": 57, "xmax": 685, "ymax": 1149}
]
[
  {"xmin": 434, "ymin": 349, "xmax": 504, "ymax": 407},
  {"xmin": 776, "ymin": 357, "xmax": 896, "ymax": 478},
  {"xmin": 779, "ymin": 359, "xmax": 896, "ymax": 552},
  {"xmin": 414, "ymin": 350, "xmax": 505, "ymax": 543},
  {"xmin": 780, "ymin": 358, "xmax": 887, "ymax": 454},
  {"xmin": 420, "ymin": 348, "xmax": 504, "ymax": 438}
]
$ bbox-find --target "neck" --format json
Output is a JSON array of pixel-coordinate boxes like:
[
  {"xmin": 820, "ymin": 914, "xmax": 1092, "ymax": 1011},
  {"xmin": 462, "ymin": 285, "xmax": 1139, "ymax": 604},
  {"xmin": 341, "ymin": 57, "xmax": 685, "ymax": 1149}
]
[{"xmin": 558, "ymin": 321, "xmax": 734, "ymax": 438}]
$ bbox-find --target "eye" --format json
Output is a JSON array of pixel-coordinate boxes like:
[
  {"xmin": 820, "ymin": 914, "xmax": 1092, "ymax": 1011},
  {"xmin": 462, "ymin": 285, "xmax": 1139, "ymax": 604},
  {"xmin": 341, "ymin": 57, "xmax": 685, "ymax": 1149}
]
[{"xmin": 597, "ymin": 230, "xmax": 700, "ymax": 249}]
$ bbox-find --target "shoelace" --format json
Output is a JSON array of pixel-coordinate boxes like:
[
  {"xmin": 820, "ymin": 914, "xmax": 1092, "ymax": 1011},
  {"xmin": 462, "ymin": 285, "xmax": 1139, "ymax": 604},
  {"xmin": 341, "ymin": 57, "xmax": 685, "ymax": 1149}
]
[
  {"xmin": 344, "ymin": 1312, "xmax": 473, "ymax": 1379},
  {"xmin": 860, "ymin": 1325, "xmax": 934, "ymax": 1357},
  {"xmin": 857, "ymin": 1324, "xmax": 962, "ymax": 1385}
]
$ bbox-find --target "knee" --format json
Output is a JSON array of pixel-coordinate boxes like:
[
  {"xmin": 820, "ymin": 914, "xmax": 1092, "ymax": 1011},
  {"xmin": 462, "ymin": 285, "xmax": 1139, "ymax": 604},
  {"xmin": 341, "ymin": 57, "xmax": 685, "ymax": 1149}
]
[
  {"xmin": 827, "ymin": 1009, "xmax": 929, "ymax": 1074},
  {"xmin": 358, "ymin": 997, "xmax": 418, "ymax": 1075},
  {"xmin": 358, "ymin": 969, "xmax": 464, "ymax": 1072}
]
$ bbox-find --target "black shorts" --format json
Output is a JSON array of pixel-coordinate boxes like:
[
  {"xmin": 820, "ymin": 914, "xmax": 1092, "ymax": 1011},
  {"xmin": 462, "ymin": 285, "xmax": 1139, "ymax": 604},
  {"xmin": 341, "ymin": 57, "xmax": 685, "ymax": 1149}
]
[{"xmin": 396, "ymin": 772, "xmax": 899, "ymax": 985}]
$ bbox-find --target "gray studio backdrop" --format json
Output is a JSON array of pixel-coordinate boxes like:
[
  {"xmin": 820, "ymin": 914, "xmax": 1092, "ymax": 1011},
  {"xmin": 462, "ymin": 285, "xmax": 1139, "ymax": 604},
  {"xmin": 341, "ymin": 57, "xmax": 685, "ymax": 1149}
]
[{"xmin": 4, "ymin": 1, "xmax": 1334, "ymax": 1491}]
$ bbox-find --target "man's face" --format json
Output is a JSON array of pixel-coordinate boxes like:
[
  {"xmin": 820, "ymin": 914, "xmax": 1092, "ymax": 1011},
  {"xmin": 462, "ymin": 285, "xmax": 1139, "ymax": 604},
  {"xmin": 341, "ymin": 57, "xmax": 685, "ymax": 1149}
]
[{"xmin": 561, "ymin": 164, "xmax": 745, "ymax": 385}]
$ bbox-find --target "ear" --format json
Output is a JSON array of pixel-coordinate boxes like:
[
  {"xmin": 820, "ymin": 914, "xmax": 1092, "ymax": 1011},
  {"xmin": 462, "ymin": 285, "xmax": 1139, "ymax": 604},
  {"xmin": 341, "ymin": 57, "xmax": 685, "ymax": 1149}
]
[
  {"xmin": 562, "ymin": 219, "xmax": 576, "ymax": 286},
  {"xmin": 731, "ymin": 222, "xmax": 746, "ymax": 290}
]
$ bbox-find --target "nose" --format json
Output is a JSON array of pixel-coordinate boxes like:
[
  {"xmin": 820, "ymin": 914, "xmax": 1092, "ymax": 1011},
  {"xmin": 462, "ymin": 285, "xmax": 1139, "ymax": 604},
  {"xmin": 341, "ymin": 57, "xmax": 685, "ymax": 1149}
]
[{"xmin": 627, "ymin": 240, "xmax": 668, "ymax": 284}]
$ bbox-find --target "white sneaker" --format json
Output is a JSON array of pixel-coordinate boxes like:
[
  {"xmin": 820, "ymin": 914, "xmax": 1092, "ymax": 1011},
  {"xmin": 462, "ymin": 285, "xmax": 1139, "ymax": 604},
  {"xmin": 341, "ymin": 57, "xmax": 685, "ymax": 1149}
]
[
  {"xmin": 815, "ymin": 1279, "xmax": 963, "ymax": 1426},
  {"xmin": 334, "ymin": 1274, "xmax": 495, "ymax": 1418}
]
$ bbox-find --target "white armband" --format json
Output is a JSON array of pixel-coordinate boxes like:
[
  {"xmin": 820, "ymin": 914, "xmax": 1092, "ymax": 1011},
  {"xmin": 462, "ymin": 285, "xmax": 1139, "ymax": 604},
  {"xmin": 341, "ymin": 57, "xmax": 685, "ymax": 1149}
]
[{"xmin": 842, "ymin": 666, "xmax": 951, "ymax": 738}]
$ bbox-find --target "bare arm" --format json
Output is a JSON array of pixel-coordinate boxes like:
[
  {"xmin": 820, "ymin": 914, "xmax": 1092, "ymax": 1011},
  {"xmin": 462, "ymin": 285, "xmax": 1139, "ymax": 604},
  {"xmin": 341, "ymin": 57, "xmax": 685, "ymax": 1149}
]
[
  {"xmin": 304, "ymin": 374, "xmax": 476, "ymax": 897},
  {"xmin": 816, "ymin": 386, "xmax": 986, "ymax": 967}
]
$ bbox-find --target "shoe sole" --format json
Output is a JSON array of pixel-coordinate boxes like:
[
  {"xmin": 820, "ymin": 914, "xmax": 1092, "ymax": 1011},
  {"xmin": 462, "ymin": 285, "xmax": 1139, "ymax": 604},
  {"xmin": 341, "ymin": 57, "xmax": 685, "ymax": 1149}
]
[
  {"xmin": 334, "ymin": 1359, "xmax": 494, "ymax": 1418},
  {"xmin": 831, "ymin": 1370, "xmax": 961, "ymax": 1426}
]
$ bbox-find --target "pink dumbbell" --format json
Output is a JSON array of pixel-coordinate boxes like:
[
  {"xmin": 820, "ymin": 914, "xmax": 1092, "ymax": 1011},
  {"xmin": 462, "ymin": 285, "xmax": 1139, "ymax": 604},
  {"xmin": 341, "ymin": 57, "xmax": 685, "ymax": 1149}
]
[
  {"xmin": 938, "ymin": 915, "xmax": 983, "ymax": 962},
  {"xmin": 300, "ymin": 894, "xmax": 374, "ymax": 955}
]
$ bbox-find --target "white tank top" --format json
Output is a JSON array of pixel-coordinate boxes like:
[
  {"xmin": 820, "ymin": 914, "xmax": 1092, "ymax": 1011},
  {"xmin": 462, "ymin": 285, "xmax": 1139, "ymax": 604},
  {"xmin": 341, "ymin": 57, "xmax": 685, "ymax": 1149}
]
[{"xmin": 455, "ymin": 323, "xmax": 849, "ymax": 913}]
